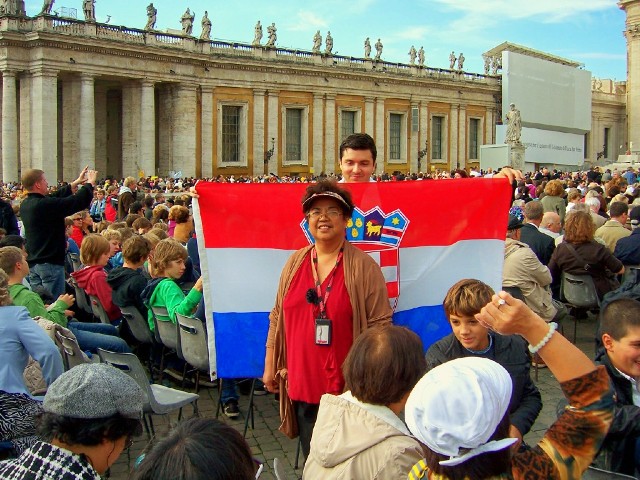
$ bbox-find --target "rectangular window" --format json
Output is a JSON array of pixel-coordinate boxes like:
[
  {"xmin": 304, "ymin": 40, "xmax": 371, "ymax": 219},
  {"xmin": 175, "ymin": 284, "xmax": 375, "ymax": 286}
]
[
  {"xmin": 389, "ymin": 113, "xmax": 402, "ymax": 160},
  {"xmin": 584, "ymin": 133, "xmax": 589, "ymax": 159},
  {"xmin": 432, "ymin": 116, "xmax": 443, "ymax": 160},
  {"xmin": 341, "ymin": 111, "xmax": 356, "ymax": 140},
  {"xmin": 286, "ymin": 108, "xmax": 303, "ymax": 162},
  {"xmin": 221, "ymin": 105, "xmax": 241, "ymax": 163},
  {"xmin": 469, "ymin": 118, "xmax": 480, "ymax": 160},
  {"xmin": 604, "ymin": 128, "xmax": 610, "ymax": 158}
]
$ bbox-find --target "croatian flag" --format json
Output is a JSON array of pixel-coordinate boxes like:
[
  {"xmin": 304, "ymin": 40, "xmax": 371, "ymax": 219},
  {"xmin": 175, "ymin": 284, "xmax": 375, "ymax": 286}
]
[{"xmin": 194, "ymin": 180, "xmax": 511, "ymax": 379}]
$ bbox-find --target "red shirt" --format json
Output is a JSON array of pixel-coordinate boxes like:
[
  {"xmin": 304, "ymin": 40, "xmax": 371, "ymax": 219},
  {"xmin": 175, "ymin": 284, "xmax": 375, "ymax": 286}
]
[{"xmin": 283, "ymin": 252, "xmax": 353, "ymax": 404}]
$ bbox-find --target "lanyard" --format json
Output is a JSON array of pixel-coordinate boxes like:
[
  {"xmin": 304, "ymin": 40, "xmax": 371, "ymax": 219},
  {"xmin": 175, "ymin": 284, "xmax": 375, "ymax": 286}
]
[{"xmin": 310, "ymin": 245, "xmax": 344, "ymax": 319}]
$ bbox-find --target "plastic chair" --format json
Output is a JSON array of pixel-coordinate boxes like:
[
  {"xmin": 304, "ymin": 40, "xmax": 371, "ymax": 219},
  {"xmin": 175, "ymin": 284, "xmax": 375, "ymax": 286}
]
[
  {"xmin": 273, "ymin": 458, "xmax": 286, "ymax": 480},
  {"xmin": 55, "ymin": 331, "xmax": 94, "ymax": 370},
  {"xmin": 150, "ymin": 306, "xmax": 183, "ymax": 382},
  {"xmin": 97, "ymin": 348, "xmax": 199, "ymax": 438},
  {"xmin": 120, "ymin": 305, "xmax": 157, "ymax": 379},
  {"xmin": 560, "ymin": 272, "xmax": 600, "ymax": 343},
  {"xmin": 89, "ymin": 295, "xmax": 113, "ymax": 326},
  {"xmin": 582, "ymin": 466, "xmax": 636, "ymax": 479},
  {"xmin": 175, "ymin": 312, "xmax": 210, "ymax": 393},
  {"xmin": 68, "ymin": 276, "xmax": 92, "ymax": 316}
]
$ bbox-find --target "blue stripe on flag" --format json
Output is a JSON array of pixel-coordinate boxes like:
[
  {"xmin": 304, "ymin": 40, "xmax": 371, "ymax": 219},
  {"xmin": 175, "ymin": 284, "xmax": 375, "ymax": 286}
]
[{"xmin": 213, "ymin": 305, "xmax": 452, "ymax": 378}]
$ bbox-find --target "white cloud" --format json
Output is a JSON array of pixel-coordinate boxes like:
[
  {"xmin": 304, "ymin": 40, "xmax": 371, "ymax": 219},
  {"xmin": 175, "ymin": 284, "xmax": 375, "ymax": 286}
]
[
  {"xmin": 432, "ymin": 0, "xmax": 611, "ymax": 23},
  {"xmin": 286, "ymin": 10, "xmax": 329, "ymax": 31}
]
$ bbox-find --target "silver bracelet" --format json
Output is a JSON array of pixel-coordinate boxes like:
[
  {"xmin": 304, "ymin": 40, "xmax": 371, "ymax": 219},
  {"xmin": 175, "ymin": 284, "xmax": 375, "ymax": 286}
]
[{"xmin": 528, "ymin": 322, "xmax": 558, "ymax": 354}]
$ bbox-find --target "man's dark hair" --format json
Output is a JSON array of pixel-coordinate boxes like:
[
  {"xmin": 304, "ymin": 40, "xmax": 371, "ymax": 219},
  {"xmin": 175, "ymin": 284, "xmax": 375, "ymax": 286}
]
[
  {"xmin": 37, "ymin": 412, "xmax": 141, "ymax": 446},
  {"xmin": 0, "ymin": 234, "xmax": 26, "ymax": 249},
  {"xmin": 601, "ymin": 298, "xmax": 640, "ymax": 341},
  {"xmin": 339, "ymin": 133, "xmax": 377, "ymax": 163},
  {"xmin": 144, "ymin": 196, "xmax": 154, "ymax": 208},
  {"xmin": 129, "ymin": 201, "xmax": 144, "ymax": 215},
  {"xmin": 609, "ymin": 201, "xmax": 629, "ymax": 218},
  {"xmin": 343, "ymin": 325, "xmax": 425, "ymax": 405},
  {"xmin": 132, "ymin": 418, "xmax": 255, "ymax": 480}
]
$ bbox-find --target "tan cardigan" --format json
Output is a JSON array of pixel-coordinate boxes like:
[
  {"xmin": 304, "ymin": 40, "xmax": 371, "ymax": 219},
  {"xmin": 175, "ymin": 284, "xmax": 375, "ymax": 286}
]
[{"xmin": 266, "ymin": 241, "xmax": 393, "ymax": 438}]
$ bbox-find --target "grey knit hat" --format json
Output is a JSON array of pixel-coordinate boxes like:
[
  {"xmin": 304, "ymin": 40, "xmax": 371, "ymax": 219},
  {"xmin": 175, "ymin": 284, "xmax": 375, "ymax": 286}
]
[{"xmin": 43, "ymin": 363, "xmax": 144, "ymax": 420}]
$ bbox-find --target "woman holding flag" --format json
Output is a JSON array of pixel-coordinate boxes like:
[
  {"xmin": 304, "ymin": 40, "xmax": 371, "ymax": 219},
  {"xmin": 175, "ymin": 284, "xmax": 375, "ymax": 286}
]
[{"xmin": 263, "ymin": 180, "xmax": 392, "ymax": 458}]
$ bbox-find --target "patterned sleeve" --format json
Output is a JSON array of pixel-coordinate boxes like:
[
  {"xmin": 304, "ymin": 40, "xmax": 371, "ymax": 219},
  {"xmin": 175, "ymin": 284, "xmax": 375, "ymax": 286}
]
[{"xmin": 512, "ymin": 366, "xmax": 614, "ymax": 480}]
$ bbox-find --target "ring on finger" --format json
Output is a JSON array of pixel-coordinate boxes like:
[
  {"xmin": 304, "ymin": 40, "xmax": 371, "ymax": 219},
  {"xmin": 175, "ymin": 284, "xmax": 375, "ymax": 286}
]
[{"xmin": 497, "ymin": 299, "xmax": 506, "ymax": 309}]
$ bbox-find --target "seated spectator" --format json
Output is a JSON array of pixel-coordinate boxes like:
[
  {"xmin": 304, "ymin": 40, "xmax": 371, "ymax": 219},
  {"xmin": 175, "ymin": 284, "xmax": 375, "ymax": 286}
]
[
  {"xmin": 614, "ymin": 206, "xmax": 640, "ymax": 265},
  {"xmin": 168, "ymin": 205, "xmax": 191, "ymax": 241},
  {"xmin": 425, "ymin": 279, "xmax": 542, "ymax": 448},
  {"xmin": 68, "ymin": 211, "xmax": 92, "ymax": 248},
  {"xmin": 101, "ymin": 229, "xmax": 123, "ymax": 272},
  {"xmin": 593, "ymin": 298, "xmax": 640, "ymax": 476},
  {"xmin": 132, "ymin": 217, "xmax": 152, "ymax": 235},
  {"xmin": 585, "ymin": 195, "xmax": 607, "ymax": 228},
  {"xmin": 0, "ymin": 268, "xmax": 63, "ymax": 455},
  {"xmin": 107, "ymin": 235, "xmax": 152, "ymax": 318},
  {"xmin": 64, "ymin": 217, "xmax": 80, "ymax": 257},
  {"xmin": 595, "ymin": 201, "xmax": 631, "ymax": 253},
  {"xmin": 406, "ymin": 293, "xmax": 614, "ymax": 480},
  {"xmin": 1, "ymin": 246, "xmax": 130, "ymax": 354},
  {"xmin": 304, "ymin": 325, "xmax": 426, "ymax": 479},
  {"xmin": 549, "ymin": 210, "xmax": 624, "ymax": 299},
  {"xmin": 71, "ymin": 234, "xmax": 122, "ymax": 323},
  {"xmin": 132, "ymin": 418, "xmax": 257, "ymax": 480},
  {"xmin": 0, "ymin": 363, "xmax": 144, "ymax": 479},
  {"xmin": 538, "ymin": 211, "xmax": 562, "ymax": 239},
  {"xmin": 125, "ymin": 213, "xmax": 142, "ymax": 229},
  {"xmin": 141, "ymin": 238, "xmax": 203, "ymax": 332},
  {"xmin": 519, "ymin": 201, "xmax": 555, "ymax": 266},
  {"xmin": 540, "ymin": 180, "xmax": 566, "ymax": 224}
]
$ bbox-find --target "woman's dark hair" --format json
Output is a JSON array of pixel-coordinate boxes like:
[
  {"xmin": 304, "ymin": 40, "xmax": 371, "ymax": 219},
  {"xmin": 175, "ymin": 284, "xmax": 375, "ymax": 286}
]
[
  {"xmin": 132, "ymin": 418, "xmax": 255, "ymax": 480},
  {"xmin": 343, "ymin": 325, "xmax": 426, "ymax": 405},
  {"xmin": 37, "ymin": 412, "xmax": 142, "ymax": 446},
  {"xmin": 422, "ymin": 413, "xmax": 511, "ymax": 480},
  {"xmin": 301, "ymin": 180, "xmax": 355, "ymax": 217}
]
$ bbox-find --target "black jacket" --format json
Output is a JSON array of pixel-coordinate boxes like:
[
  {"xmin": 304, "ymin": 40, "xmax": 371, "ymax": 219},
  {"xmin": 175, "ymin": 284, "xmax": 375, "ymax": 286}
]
[
  {"xmin": 21, "ymin": 184, "xmax": 94, "ymax": 266},
  {"xmin": 593, "ymin": 348, "xmax": 640, "ymax": 475},
  {"xmin": 519, "ymin": 223, "xmax": 555, "ymax": 266},
  {"xmin": 0, "ymin": 198, "xmax": 19, "ymax": 235},
  {"xmin": 613, "ymin": 229, "xmax": 640, "ymax": 266},
  {"xmin": 425, "ymin": 333, "xmax": 542, "ymax": 437},
  {"xmin": 107, "ymin": 266, "xmax": 149, "ymax": 317}
]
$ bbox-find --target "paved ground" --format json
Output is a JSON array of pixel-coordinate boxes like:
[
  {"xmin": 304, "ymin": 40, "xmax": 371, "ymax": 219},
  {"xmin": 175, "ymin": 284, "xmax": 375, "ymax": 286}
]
[{"xmin": 109, "ymin": 313, "xmax": 599, "ymax": 480}]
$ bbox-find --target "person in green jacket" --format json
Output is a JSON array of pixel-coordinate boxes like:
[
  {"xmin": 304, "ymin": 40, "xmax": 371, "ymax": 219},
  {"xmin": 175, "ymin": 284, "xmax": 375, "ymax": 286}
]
[
  {"xmin": 0, "ymin": 246, "xmax": 130, "ymax": 353},
  {"xmin": 141, "ymin": 238, "xmax": 203, "ymax": 332}
]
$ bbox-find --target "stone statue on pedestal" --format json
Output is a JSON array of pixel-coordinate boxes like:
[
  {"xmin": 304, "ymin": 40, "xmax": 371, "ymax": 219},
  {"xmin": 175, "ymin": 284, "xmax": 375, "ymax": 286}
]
[
  {"xmin": 483, "ymin": 54, "xmax": 490, "ymax": 75},
  {"xmin": 364, "ymin": 37, "xmax": 371, "ymax": 58},
  {"xmin": 457, "ymin": 52, "xmax": 465, "ymax": 70},
  {"xmin": 504, "ymin": 103, "xmax": 522, "ymax": 145},
  {"xmin": 325, "ymin": 31, "xmax": 333, "ymax": 55},
  {"xmin": 200, "ymin": 11, "xmax": 211, "ymax": 40},
  {"xmin": 83, "ymin": 0, "xmax": 95, "ymax": 22},
  {"xmin": 253, "ymin": 21, "xmax": 262, "ymax": 46},
  {"xmin": 408, "ymin": 45, "xmax": 417, "ymax": 65},
  {"xmin": 312, "ymin": 30, "xmax": 321, "ymax": 53},
  {"xmin": 449, "ymin": 51, "xmax": 456, "ymax": 69},
  {"xmin": 374, "ymin": 38, "xmax": 383, "ymax": 60},
  {"xmin": 418, "ymin": 46, "xmax": 425, "ymax": 67},
  {"xmin": 266, "ymin": 22, "xmax": 277, "ymax": 47},
  {"xmin": 40, "ymin": 0, "xmax": 54, "ymax": 15},
  {"xmin": 181, "ymin": 8, "xmax": 195, "ymax": 36},
  {"xmin": 145, "ymin": 3, "xmax": 157, "ymax": 30},
  {"xmin": 491, "ymin": 55, "xmax": 501, "ymax": 75}
]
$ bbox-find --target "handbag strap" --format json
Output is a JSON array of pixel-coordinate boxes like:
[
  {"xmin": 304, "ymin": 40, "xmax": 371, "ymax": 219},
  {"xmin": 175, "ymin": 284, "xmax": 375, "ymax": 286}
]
[{"xmin": 562, "ymin": 242, "xmax": 591, "ymax": 271}]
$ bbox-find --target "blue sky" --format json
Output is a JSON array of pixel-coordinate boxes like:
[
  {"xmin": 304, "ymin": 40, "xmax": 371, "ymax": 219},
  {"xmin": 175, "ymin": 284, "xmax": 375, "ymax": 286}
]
[{"xmin": 26, "ymin": 0, "xmax": 627, "ymax": 80}]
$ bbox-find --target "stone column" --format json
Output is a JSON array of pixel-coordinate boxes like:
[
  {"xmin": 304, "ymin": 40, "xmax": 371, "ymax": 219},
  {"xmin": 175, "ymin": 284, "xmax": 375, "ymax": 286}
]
[
  {"xmin": 458, "ymin": 105, "xmax": 466, "ymax": 170},
  {"xmin": 485, "ymin": 108, "xmax": 494, "ymax": 145},
  {"xmin": 449, "ymin": 105, "xmax": 459, "ymax": 170},
  {"xmin": 79, "ymin": 74, "xmax": 96, "ymax": 168},
  {"xmin": 139, "ymin": 80, "xmax": 156, "ymax": 177},
  {"xmin": 365, "ymin": 97, "xmax": 375, "ymax": 136},
  {"xmin": 94, "ymin": 84, "xmax": 108, "ymax": 176},
  {"xmin": 312, "ymin": 93, "xmax": 324, "ymax": 174},
  {"xmin": 62, "ymin": 78, "xmax": 81, "ymax": 177},
  {"xmin": 619, "ymin": 0, "xmax": 640, "ymax": 153},
  {"xmin": 410, "ymin": 102, "xmax": 419, "ymax": 173},
  {"xmin": 375, "ymin": 98, "xmax": 385, "ymax": 174},
  {"xmin": 419, "ymin": 102, "xmax": 429, "ymax": 173},
  {"xmin": 19, "ymin": 73, "xmax": 31, "ymax": 174},
  {"xmin": 30, "ymin": 69, "xmax": 58, "ymax": 177},
  {"xmin": 2, "ymin": 70, "xmax": 19, "ymax": 182},
  {"xmin": 324, "ymin": 94, "xmax": 336, "ymax": 173},
  {"xmin": 266, "ymin": 90, "xmax": 279, "ymax": 174},
  {"xmin": 172, "ymin": 83, "xmax": 198, "ymax": 178},
  {"xmin": 251, "ymin": 88, "xmax": 265, "ymax": 177},
  {"xmin": 122, "ymin": 82, "xmax": 141, "ymax": 178}
]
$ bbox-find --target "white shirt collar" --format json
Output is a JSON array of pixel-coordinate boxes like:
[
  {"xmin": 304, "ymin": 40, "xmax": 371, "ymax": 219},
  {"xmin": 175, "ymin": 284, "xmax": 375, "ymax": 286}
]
[{"xmin": 339, "ymin": 391, "xmax": 411, "ymax": 435}]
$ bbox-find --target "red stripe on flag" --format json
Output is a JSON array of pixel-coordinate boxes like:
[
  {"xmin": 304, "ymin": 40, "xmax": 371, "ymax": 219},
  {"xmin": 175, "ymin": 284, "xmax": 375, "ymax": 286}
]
[
  {"xmin": 387, "ymin": 281, "xmax": 399, "ymax": 298},
  {"xmin": 195, "ymin": 180, "xmax": 511, "ymax": 249}
]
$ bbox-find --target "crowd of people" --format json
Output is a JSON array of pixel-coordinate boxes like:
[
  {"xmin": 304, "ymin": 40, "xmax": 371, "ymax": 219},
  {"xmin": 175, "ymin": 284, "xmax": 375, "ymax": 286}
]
[{"xmin": 0, "ymin": 133, "xmax": 638, "ymax": 479}]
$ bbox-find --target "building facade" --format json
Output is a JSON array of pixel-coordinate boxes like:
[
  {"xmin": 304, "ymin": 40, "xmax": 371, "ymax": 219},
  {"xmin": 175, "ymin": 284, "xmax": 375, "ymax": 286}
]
[{"xmin": 0, "ymin": 13, "xmax": 630, "ymax": 182}]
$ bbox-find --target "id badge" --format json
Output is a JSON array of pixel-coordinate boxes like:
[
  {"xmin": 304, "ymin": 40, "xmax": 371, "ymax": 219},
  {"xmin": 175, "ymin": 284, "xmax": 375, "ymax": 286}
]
[{"xmin": 315, "ymin": 318, "xmax": 332, "ymax": 346}]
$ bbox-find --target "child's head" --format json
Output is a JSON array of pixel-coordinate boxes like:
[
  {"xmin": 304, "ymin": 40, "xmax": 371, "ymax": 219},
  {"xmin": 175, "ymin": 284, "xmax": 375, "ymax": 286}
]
[
  {"xmin": 601, "ymin": 298, "xmax": 640, "ymax": 378},
  {"xmin": 443, "ymin": 279, "xmax": 495, "ymax": 353},
  {"xmin": 122, "ymin": 235, "xmax": 152, "ymax": 266},
  {"xmin": 101, "ymin": 229, "xmax": 122, "ymax": 257},
  {"xmin": 132, "ymin": 217, "xmax": 152, "ymax": 234},
  {"xmin": 80, "ymin": 234, "xmax": 111, "ymax": 266},
  {"xmin": 152, "ymin": 238, "xmax": 188, "ymax": 279},
  {"xmin": 0, "ymin": 246, "xmax": 25, "ymax": 277}
]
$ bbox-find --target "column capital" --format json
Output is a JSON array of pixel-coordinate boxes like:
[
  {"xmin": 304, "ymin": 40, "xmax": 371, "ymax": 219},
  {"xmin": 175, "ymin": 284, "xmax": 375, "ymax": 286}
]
[
  {"xmin": 30, "ymin": 68, "xmax": 59, "ymax": 78},
  {"xmin": 140, "ymin": 79, "xmax": 155, "ymax": 88},
  {"xmin": 252, "ymin": 88, "xmax": 266, "ymax": 96},
  {"xmin": 325, "ymin": 94, "xmax": 336, "ymax": 101},
  {"xmin": 1, "ymin": 69, "xmax": 18, "ymax": 78},
  {"xmin": 313, "ymin": 92, "xmax": 324, "ymax": 100},
  {"xmin": 266, "ymin": 89, "xmax": 279, "ymax": 98},
  {"xmin": 79, "ymin": 73, "xmax": 96, "ymax": 80}
]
